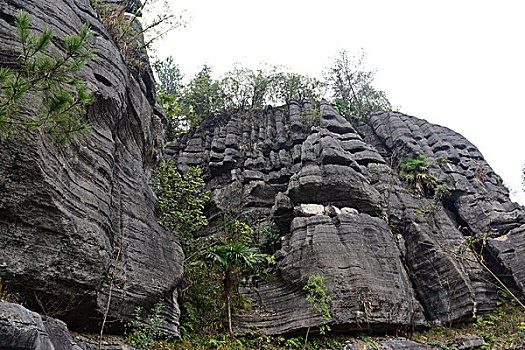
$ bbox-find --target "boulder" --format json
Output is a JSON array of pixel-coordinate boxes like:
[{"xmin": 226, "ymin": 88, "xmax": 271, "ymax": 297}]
[
  {"xmin": 294, "ymin": 204, "xmax": 325, "ymax": 217},
  {"xmin": 0, "ymin": 302, "xmax": 84, "ymax": 350}
]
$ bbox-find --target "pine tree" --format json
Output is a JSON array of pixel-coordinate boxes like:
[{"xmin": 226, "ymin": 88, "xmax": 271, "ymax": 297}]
[{"xmin": 0, "ymin": 11, "xmax": 95, "ymax": 144}]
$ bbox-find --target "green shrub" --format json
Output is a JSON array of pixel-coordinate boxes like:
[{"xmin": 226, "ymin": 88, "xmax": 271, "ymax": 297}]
[
  {"xmin": 399, "ymin": 155, "xmax": 439, "ymax": 197},
  {"xmin": 125, "ymin": 302, "xmax": 170, "ymax": 350}
]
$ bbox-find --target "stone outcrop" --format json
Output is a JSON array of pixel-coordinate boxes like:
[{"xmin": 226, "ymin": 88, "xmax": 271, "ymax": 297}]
[
  {"xmin": 169, "ymin": 101, "xmax": 524, "ymax": 334},
  {"xmin": 0, "ymin": 302, "xmax": 90, "ymax": 350},
  {"xmin": 0, "ymin": 0, "xmax": 183, "ymax": 334},
  {"xmin": 0, "ymin": 302, "xmax": 135, "ymax": 350},
  {"xmin": 1, "ymin": 0, "xmax": 523, "ymax": 341},
  {"xmin": 359, "ymin": 113, "xmax": 525, "ymax": 302}
]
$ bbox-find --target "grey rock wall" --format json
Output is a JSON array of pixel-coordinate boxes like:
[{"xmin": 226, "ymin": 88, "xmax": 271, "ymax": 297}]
[
  {"xmin": 0, "ymin": 0, "xmax": 183, "ymax": 334},
  {"xmin": 359, "ymin": 113, "xmax": 525, "ymax": 301},
  {"xmin": 169, "ymin": 101, "xmax": 524, "ymax": 334}
]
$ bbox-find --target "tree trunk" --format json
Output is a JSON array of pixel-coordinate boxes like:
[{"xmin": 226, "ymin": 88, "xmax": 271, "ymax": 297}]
[{"xmin": 224, "ymin": 271, "xmax": 233, "ymax": 335}]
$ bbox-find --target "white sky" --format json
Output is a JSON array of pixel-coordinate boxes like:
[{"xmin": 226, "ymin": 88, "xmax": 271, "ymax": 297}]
[{"xmin": 152, "ymin": 0, "xmax": 525, "ymax": 205}]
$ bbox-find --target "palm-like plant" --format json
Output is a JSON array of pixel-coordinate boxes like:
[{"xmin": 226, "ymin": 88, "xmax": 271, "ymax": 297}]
[
  {"xmin": 399, "ymin": 155, "xmax": 437, "ymax": 196},
  {"xmin": 202, "ymin": 242, "xmax": 266, "ymax": 335}
]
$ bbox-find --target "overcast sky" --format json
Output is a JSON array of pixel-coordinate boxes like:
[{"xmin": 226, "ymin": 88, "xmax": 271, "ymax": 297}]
[{"xmin": 152, "ymin": 0, "xmax": 525, "ymax": 205}]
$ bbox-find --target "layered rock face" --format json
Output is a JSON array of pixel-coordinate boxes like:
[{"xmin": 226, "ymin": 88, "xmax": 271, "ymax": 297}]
[
  {"xmin": 0, "ymin": 0, "xmax": 183, "ymax": 334},
  {"xmin": 168, "ymin": 101, "xmax": 525, "ymax": 334}
]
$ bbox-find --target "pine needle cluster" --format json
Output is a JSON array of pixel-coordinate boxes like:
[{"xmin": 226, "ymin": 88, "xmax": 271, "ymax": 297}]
[{"xmin": 0, "ymin": 11, "xmax": 94, "ymax": 144}]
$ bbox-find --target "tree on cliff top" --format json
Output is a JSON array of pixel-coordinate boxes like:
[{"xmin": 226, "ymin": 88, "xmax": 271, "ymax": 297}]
[{"xmin": 325, "ymin": 50, "xmax": 392, "ymax": 122}]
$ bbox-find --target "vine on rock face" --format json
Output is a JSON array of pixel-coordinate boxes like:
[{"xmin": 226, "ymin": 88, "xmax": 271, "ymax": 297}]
[
  {"xmin": 0, "ymin": 11, "xmax": 94, "ymax": 144},
  {"xmin": 304, "ymin": 274, "xmax": 332, "ymax": 335}
]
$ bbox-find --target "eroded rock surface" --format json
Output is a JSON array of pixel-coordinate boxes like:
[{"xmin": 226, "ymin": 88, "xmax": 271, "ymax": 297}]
[
  {"xmin": 0, "ymin": 0, "xmax": 183, "ymax": 333},
  {"xmin": 170, "ymin": 102, "xmax": 523, "ymax": 334},
  {"xmin": 359, "ymin": 113, "xmax": 525, "ymax": 301}
]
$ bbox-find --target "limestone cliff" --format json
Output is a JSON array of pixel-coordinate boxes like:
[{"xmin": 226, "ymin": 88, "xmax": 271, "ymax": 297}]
[
  {"xmin": 0, "ymin": 0, "xmax": 183, "ymax": 335},
  {"xmin": 169, "ymin": 101, "xmax": 525, "ymax": 334},
  {"xmin": 0, "ymin": 0, "xmax": 524, "ymax": 344}
]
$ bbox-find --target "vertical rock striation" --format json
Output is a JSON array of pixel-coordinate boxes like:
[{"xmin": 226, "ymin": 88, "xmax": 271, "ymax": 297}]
[{"xmin": 170, "ymin": 101, "xmax": 523, "ymax": 334}]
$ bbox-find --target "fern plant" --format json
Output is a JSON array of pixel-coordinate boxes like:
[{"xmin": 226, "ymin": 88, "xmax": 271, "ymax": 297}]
[
  {"xmin": 399, "ymin": 155, "xmax": 438, "ymax": 196},
  {"xmin": 0, "ymin": 11, "xmax": 94, "ymax": 144}
]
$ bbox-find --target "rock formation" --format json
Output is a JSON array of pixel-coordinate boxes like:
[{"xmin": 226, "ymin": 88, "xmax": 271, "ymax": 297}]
[
  {"xmin": 0, "ymin": 0, "xmax": 183, "ymax": 335},
  {"xmin": 168, "ymin": 101, "xmax": 525, "ymax": 334},
  {"xmin": 1, "ymin": 0, "xmax": 524, "ymax": 345}
]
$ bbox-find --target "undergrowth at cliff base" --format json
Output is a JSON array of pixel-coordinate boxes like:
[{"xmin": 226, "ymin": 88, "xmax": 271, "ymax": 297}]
[
  {"xmin": 412, "ymin": 297, "xmax": 525, "ymax": 349},
  {"xmin": 141, "ymin": 333, "xmax": 345, "ymax": 350},
  {"xmin": 118, "ymin": 294, "xmax": 524, "ymax": 349}
]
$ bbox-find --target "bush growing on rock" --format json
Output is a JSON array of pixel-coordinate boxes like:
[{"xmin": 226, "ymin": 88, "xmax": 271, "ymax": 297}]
[
  {"xmin": 91, "ymin": 0, "xmax": 185, "ymax": 66},
  {"xmin": 304, "ymin": 274, "xmax": 332, "ymax": 336}
]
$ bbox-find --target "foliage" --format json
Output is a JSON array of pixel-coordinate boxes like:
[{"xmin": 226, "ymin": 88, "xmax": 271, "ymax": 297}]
[
  {"xmin": 201, "ymin": 241, "xmax": 267, "ymax": 335},
  {"xmin": 153, "ymin": 63, "xmax": 226, "ymax": 141},
  {"xmin": 92, "ymin": 0, "xmax": 184, "ymax": 66},
  {"xmin": 451, "ymin": 229, "xmax": 525, "ymax": 310},
  {"xmin": 412, "ymin": 297, "xmax": 525, "ymax": 349},
  {"xmin": 215, "ymin": 212, "xmax": 254, "ymax": 246},
  {"xmin": 0, "ymin": 277, "xmax": 20, "ymax": 303},
  {"xmin": 357, "ymin": 333, "xmax": 380, "ymax": 350},
  {"xmin": 399, "ymin": 154, "xmax": 440, "ymax": 197},
  {"xmin": 151, "ymin": 158, "xmax": 209, "ymax": 252},
  {"xmin": 522, "ymin": 164, "xmax": 524, "ymax": 191},
  {"xmin": 255, "ymin": 220, "xmax": 281, "ymax": 254},
  {"xmin": 125, "ymin": 301, "xmax": 170, "ymax": 350},
  {"xmin": 153, "ymin": 55, "xmax": 185, "ymax": 141},
  {"xmin": 270, "ymin": 71, "xmax": 325, "ymax": 105},
  {"xmin": 299, "ymin": 102, "xmax": 322, "ymax": 132},
  {"xmin": 151, "ymin": 49, "xmax": 394, "ymax": 142},
  {"xmin": 179, "ymin": 213, "xmax": 266, "ymax": 335},
  {"xmin": 156, "ymin": 87, "xmax": 202, "ymax": 141},
  {"xmin": 220, "ymin": 65, "xmax": 274, "ymax": 112},
  {"xmin": 304, "ymin": 274, "xmax": 332, "ymax": 335},
  {"xmin": 183, "ymin": 66, "xmax": 226, "ymax": 120},
  {"xmin": 179, "ymin": 257, "xmax": 224, "ymax": 335},
  {"xmin": 169, "ymin": 332, "xmax": 343, "ymax": 350},
  {"xmin": 0, "ymin": 11, "xmax": 94, "ymax": 144},
  {"xmin": 154, "ymin": 56, "xmax": 184, "ymax": 96},
  {"xmin": 325, "ymin": 50, "xmax": 391, "ymax": 123}
]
